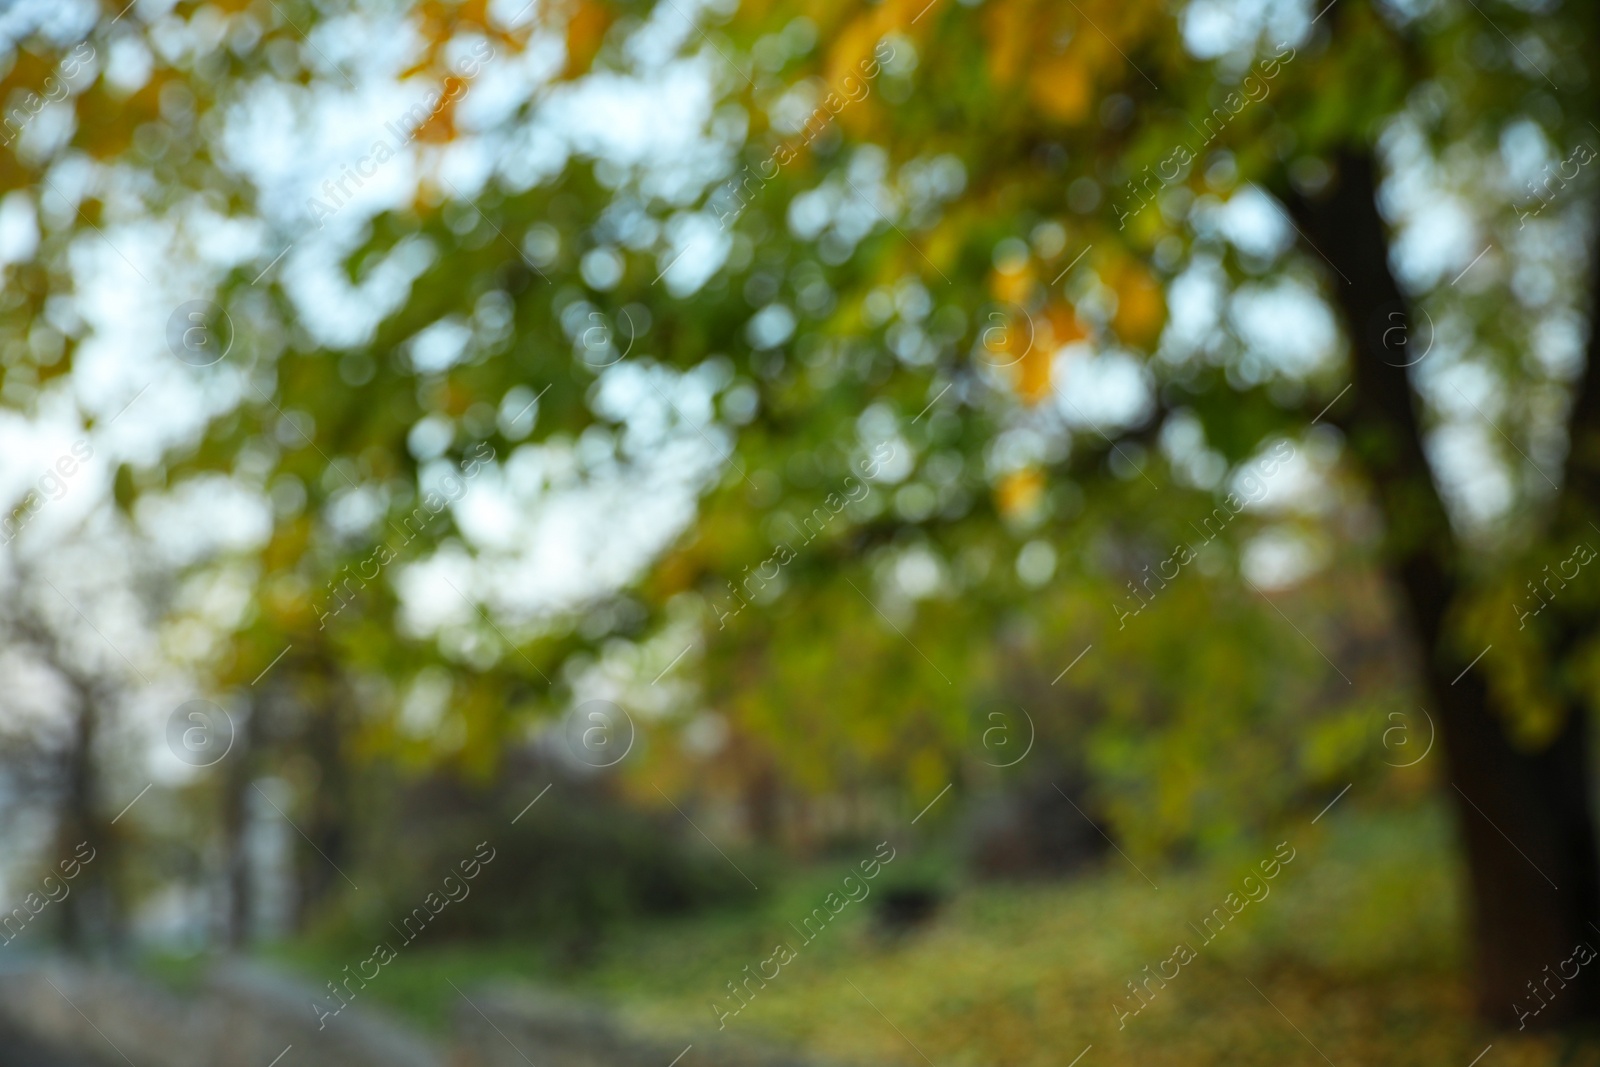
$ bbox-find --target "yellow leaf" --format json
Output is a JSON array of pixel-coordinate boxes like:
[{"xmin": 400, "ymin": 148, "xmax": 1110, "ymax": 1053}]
[
  {"xmin": 1018, "ymin": 340, "xmax": 1053, "ymax": 403},
  {"xmin": 989, "ymin": 262, "xmax": 1035, "ymax": 306},
  {"xmin": 1028, "ymin": 53, "xmax": 1092, "ymax": 123},
  {"xmin": 1110, "ymin": 259, "xmax": 1166, "ymax": 348},
  {"xmin": 982, "ymin": 0, "xmax": 1038, "ymax": 87},
  {"xmin": 996, "ymin": 468, "xmax": 1045, "ymax": 520}
]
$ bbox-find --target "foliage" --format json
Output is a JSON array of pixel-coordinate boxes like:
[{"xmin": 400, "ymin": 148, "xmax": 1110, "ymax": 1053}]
[
  {"xmin": 2, "ymin": 0, "xmax": 1598, "ymax": 971},
  {"xmin": 336, "ymin": 774, "xmax": 767, "ymax": 947}
]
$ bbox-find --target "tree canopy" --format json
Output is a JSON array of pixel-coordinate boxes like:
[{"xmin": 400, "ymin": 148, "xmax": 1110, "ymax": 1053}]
[{"xmin": 3, "ymin": 0, "xmax": 1600, "ymax": 1024}]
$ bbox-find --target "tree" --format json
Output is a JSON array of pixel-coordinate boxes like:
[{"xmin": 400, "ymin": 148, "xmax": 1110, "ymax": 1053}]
[
  {"xmin": 688, "ymin": 0, "xmax": 1600, "ymax": 1021},
  {"xmin": 5, "ymin": 0, "xmax": 1600, "ymax": 1028},
  {"xmin": 0, "ymin": 539, "xmax": 157, "ymax": 956},
  {"xmin": 1291, "ymin": 147, "xmax": 1600, "ymax": 1023}
]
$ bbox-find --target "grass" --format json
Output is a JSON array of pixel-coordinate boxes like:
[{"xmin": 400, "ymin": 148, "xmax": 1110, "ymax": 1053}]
[{"xmin": 151, "ymin": 799, "xmax": 1600, "ymax": 1065}]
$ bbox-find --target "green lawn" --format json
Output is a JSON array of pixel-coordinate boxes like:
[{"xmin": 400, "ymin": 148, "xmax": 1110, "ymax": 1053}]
[{"xmin": 220, "ymin": 801, "xmax": 1600, "ymax": 1065}]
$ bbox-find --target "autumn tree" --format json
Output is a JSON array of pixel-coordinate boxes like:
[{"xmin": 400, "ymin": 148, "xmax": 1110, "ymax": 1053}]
[{"xmin": 6, "ymin": 0, "xmax": 1600, "ymax": 1028}]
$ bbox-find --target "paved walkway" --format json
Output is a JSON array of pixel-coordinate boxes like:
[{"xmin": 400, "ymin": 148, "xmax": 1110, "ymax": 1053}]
[{"xmin": 0, "ymin": 1020, "xmax": 94, "ymax": 1067}]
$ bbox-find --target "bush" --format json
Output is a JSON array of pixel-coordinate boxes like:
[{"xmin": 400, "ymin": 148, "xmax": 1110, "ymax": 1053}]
[{"xmin": 336, "ymin": 763, "xmax": 763, "ymax": 954}]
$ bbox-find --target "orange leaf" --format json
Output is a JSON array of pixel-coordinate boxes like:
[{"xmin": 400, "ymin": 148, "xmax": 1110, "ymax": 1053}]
[
  {"xmin": 1043, "ymin": 302, "xmax": 1085, "ymax": 347},
  {"xmin": 1028, "ymin": 53, "xmax": 1092, "ymax": 123},
  {"xmin": 408, "ymin": 77, "xmax": 463, "ymax": 143},
  {"xmin": 565, "ymin": 0, "xmax": 612, "ymax": 77}
]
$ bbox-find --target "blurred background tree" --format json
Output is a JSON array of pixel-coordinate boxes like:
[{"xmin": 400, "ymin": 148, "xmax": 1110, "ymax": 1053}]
[{"xmin": 0, "ymin": 0, "xmax": 1597, "ymax": 1034}]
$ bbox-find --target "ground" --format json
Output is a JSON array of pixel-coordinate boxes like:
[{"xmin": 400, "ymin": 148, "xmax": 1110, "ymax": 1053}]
[{"xmin": 149, "ymin": 801, "xmax": 1600, "ymax": 1066}]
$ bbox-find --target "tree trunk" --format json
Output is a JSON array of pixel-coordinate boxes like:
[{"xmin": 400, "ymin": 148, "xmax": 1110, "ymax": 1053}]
[
  {"xmin": 55, "ymin": 691, "xmax": 96, "ymax": 953},
  {"xmin": 295, "ymin": 663, "xmax": 353, "ymax": 928},
  {"xmin": 222, "ymin": 700, "xmax": 254, "ymax": 948},
  {"xmin": 1289, "ymin": 150, "xmax": 1600, "ymax": 1026},
  {"xmin": 55, "ymin": 686, "xmax": 117, "ymax": 956}
]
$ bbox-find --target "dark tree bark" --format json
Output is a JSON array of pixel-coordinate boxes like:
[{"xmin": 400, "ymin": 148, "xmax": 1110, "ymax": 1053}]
[
  {"xmin": 49, "ymin": 671, "xmax": 119, "ymax": 956},
  {"xmin": 294, "ymin": 658, "xmax": 355, "ymax": 928},
  {"xmin": 1289, "ymin": 151, "xmax": 1600, "ymax": 1026},
  {"xmin": 7, "ymin": 599, "xmax": 122, "ymax": 957},
  {"xmin": 221, "ymin": 700, "xmax": 255, "ymax": 948},
  {"xmin": 742, "ymin": 758, "xmax": 784, "ymax": 845},
  {"xmin": 55, "ymin": 687, "xmax": 102, "ymax": 954}
]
